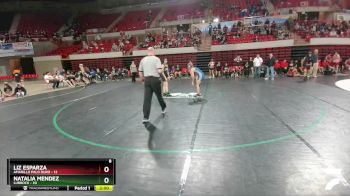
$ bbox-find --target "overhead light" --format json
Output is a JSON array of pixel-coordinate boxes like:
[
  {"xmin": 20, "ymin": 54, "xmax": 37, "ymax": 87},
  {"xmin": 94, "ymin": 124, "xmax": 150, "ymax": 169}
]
[
  {"xmin": 213, "ymin": 18, "xmax": 219, "ymax": 23},
  {"xmin": 202, "ymin": 20, "xmax": 205, "ymax": 23}
]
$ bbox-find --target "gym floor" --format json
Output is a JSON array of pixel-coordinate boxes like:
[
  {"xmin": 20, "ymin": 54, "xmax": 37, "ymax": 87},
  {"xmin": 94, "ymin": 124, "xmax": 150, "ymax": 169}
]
[{"xmin": 1, "ymin": 76, "xmax": 350, "ymax": 196}]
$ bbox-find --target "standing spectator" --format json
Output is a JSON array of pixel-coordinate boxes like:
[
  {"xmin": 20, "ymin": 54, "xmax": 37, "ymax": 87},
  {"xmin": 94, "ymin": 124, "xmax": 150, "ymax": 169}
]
[
  {"xmin": 216, "ymin": 61, "xmax": 222, "ymax": 77},
  {"xmin": 234, "ymin": 55, "xmax": 243, "ymax": 66},
  {"xmin": 208, "ymin": 59, "xmax": 215, "ymax": 79},
  {"xmin": 311, "ymin": 49, "xmax": 319, "ymax": 78},
  {"xmin": 332, "ymin": 52, "xmax": 341, "ymax": 74},
  {"xmin": 161, "ymin": 58, "xmax": 171, "ymax": 96},
  {"xmin": 130, "ymin": 61, "xmax": 138, "ymax": 83},
  {"xmin": 138, "ymin": 47, "xmax": 167, "ymax": 123},
  {"xmin": 302, "ymin": 51, "xmax": 313, "ymax": 78},
  {"xmin": 13, "ymin": 71, "xmax": 22, "ymax": 83},
  {"xmin": 265, "ymin": 53, "xmax": 276, "ymax": 80},
  {"xmin": 253, "ymin": 54, "xmax": 263, "ymax": 78}
]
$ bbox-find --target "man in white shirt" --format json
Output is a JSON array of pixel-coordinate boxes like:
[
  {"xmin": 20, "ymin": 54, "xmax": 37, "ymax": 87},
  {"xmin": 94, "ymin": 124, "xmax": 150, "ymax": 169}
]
[
  {"xmin": 44, "ymin": 72, "xmax": 60, "ymax": 89},
  {"xmin": 253, "ymin": 54, "xmax": 263, "ymax": 78},
  {"xmin": 139, "ymin": 47, "xmax": 167, "ymax": 123}
]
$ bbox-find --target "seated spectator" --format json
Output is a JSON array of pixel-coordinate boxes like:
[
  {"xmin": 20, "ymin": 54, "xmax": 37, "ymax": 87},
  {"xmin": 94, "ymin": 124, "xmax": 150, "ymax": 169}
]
[
  {"xmin": 111, "ymin": 43, "xmax": 119, "ymax": 52},
  {"xmin": 280, "ymin": 60, "xmax": 289, "ymax": 76},
  {"xmin": 89, "ymin": 69, "xmax": 97, "ymax": 82},
  {"xmin": 115, "ymin": 68, "xmax": 124, "ymax": 80},
  {"xmin": 14, "ymin": 83, "xmax": 27, "ymax": 98},
  {"xmin": 44, "ymin": 72, "xmax": 60, "ymax": 89},
  {"xmin": 274, "ymin": 60, "xmax": 281, "ymax": 75},
  {"xmin": 174, "ymin": 65, "xmax": 182, "ymax": 78},
  {"xmin": 287, "ymin": 61, "xmax": 298, "ymax": 77},
  {"xmin": 109, "ymin": 67, "xmax": 116, "ymax": 80},
  {"xmin": 0, "ymin": 89, "xmax": 3, "ymax": 102},
  {"xmin": 229, "ymin": 65, "xmax": 236, "ymax": 78},
  {"xmin": 223, "ymin": 63, "xmax": 230, "ymax": 78},
  {"xmin": 319, "ymin": 59, "xmax": 329, "ymax": 74},
  {"xmin": 57, "ymin": 71, "xmax": 75, "ymax": 87},
  {"xmin": 344, "ymin": 57, "xmax": 350, "ymax": 72},
  {"xmin": 3, "ymin": 82, "xmax": 13, "ymax": 97},
  {"xmin": 295, "ymin": 60, "xmax": 304, "ymax": 75},
  {"xmin": 66, "ymin": 71, "xmax": 77, "ymax": 86},
  {"xmin": 102, "ymin": 68, "xmax": 110, "ymax": 81},
  {"xmin": 169, "ymin": 66, "xmax": 175, "ymax": 79}
]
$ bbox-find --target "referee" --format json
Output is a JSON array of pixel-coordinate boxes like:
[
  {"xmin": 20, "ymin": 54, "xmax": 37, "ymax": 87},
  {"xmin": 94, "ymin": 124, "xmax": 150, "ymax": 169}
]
[{"xmin": 139, "ymin": 47, "xmax": 167, "ymax": 123}]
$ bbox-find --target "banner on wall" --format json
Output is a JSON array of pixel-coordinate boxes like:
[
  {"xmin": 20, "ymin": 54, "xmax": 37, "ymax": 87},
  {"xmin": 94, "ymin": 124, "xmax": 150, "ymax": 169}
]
[{"xmin": 0, "ymin": 42, "xmax": 34, "ymax": 57}]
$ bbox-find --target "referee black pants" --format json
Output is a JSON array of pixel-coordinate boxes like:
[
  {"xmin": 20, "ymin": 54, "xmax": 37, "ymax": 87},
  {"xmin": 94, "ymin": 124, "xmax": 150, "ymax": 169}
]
[{"xmin": 143, "ymin": 77, "xmax": 166, "ymax": 119}]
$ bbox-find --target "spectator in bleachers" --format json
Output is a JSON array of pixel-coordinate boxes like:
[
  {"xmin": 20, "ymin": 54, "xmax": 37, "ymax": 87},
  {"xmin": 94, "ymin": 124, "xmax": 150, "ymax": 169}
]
[
  {"xmin": 3, "ymin": 82, "xmax": 13, "ymax": 97},
  {"xmin": 111, "ymin": 43, "xmax": 119, "ymax": 52},
  {"xmin": 253, "ymin": 54, "xmax": 263, "ymax": 78},
  {"xmin": 14, "ymin": 83, "xmax": 27, "ymax": 98},
  {"xmin": 44, "ymin": 72, "xmax": 60, "ymax": 89}
]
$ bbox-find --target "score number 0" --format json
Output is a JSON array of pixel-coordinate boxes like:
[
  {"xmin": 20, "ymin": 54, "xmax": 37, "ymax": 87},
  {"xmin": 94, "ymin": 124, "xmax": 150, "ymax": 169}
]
[{"xmin": 103, "ymin": 166, "xmax": 110, "ymax": 184}]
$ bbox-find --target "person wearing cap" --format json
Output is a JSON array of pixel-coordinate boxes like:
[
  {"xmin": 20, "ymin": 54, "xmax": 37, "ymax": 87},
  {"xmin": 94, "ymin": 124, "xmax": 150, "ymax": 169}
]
[{"xmin": 139, "ymin": 47, "xmax": 167, "ymax": 123}]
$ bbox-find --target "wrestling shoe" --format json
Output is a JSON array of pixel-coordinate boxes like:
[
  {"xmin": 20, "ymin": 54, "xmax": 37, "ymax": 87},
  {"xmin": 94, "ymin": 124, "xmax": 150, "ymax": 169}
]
[
  {"xmin": 161, "ymin": 107, "xmax": 167, "ymax": 114},
  {"xmin": 142, "ymin": 118, "xmax": 150, "ymax": 124}
]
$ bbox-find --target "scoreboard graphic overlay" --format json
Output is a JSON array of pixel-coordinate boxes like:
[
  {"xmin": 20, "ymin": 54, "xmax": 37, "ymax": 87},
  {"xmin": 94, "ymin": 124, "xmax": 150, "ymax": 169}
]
[{"xmin": 7, "ymin": 158, "xmax": 116, "ymax": 192}]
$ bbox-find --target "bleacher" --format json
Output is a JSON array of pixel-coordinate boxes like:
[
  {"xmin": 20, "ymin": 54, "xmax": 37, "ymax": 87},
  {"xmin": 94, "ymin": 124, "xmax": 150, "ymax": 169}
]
[
  {"xmin": 212, "ymin": 0, "xmax": 262, "ymax": 21},
  {"xmin": 212, "ymin": 34, "xmax": 276, "ymax": 45},
  {"xmin": 46, "ymin": 44, "xmax": 82, "ymax": 58},
  {"xmin": 17, "ymin": 12, "xmax": 70, "ymax": 37},
  {"xmin": 273, "ymin": 0, "xmax": 330, "ymax": 8},
  {"xmin": 78, "ymin": 13, "xmax": 121, "ymax": 32},
  {"xmin": 113, "ymin": 9, "xmax": 160, "ymax": 32},
  {"xmin": 162, "ymin": 3, "xmax": 205, "ymax": 21}
]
